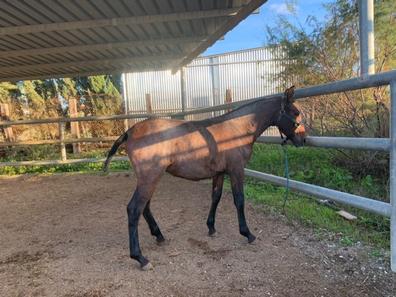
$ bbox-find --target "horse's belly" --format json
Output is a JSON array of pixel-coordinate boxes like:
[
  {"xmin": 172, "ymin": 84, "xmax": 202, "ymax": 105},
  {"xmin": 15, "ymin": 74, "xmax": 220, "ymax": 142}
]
[{"xmin": 166, "ymin": 159, "xmax": 220, "ymax": 181}]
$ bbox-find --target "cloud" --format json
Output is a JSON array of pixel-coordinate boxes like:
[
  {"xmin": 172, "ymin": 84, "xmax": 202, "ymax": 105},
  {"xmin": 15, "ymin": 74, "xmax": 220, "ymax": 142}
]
[{"xmin": 269, "ymin": 3, "xmax": 296, "ymax": 15}]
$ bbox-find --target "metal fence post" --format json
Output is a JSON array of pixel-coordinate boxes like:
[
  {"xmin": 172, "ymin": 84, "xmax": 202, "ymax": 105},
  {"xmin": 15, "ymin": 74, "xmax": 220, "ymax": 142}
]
[
  {"xmin": 359, "ymin": 0, "xmax": 375, "ymax": 76},
  {"xmin": 390, "ymin": 80, "xmax": 396, "ymax": 272},
  {"xmin": 58, "ymin": 122, "xmax": 67, "ymax": 161}
]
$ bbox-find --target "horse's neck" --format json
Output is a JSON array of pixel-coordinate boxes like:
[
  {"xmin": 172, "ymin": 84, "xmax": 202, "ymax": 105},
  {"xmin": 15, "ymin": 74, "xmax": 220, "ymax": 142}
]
[
  {"xmin": 254, "ymin": 99, "xmax": 280, "ymax": 137},
  {"xmin": 224, "ymin": 98, "xmax": 280, "ymax": 139}
]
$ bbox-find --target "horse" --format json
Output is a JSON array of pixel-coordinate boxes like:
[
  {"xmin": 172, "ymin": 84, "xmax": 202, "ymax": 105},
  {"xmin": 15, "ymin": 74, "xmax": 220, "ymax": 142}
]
[{"xmin": 103, "ymin": 86, "xmax": 306, "ymax": 270}]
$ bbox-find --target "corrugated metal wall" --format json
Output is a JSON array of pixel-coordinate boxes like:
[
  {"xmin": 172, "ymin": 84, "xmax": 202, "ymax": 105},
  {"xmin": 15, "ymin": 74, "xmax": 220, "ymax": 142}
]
[{"xmin": 123, "ymin": 46, "xmax": 287, "ymax": 134}]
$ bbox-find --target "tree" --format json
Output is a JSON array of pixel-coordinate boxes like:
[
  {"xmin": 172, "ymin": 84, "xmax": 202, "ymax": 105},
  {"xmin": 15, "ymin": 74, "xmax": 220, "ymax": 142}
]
[
  {"xmin": 266, "ymin": 0, "xmax": 395, "ymax": 178},
  {"xmin": 266, "ymin": 0, "xmax": 395, "ymax": 138}
]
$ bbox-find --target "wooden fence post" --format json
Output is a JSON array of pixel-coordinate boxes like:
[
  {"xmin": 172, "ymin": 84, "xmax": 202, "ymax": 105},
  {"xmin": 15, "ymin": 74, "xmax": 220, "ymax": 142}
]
[
  {"xmin": 68, "ymin": 98, "xmax": 81, "ymax": 154},
  {"xmin": 0, "ymin": 103, "xmax": 15, "ymax": 142},
  {"xmin": 121, "ymin": 100, "xmax": 129, "ymax": 132},
  {"xmin": 225, "ymin": 89, "xmax": 232, "ymax": 113},
  {"xmin": 145, "ymin": 93, "xmax": 152, "ymax": 114},
  {"xmin": 58, "ymin": 122, "xmax": 67, "ymax": 161}
]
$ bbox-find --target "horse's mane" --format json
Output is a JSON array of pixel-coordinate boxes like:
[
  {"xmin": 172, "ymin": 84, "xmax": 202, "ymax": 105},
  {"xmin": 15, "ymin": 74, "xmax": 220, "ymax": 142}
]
[{"xmin": 225, "ymin": 94, "xmax": 281, "ymax": 116}]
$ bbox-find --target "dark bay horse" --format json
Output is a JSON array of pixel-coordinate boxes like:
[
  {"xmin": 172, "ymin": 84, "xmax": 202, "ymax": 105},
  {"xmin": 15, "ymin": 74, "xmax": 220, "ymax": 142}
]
[{"xmin": 104, "ymin": 86, "xmax": 306, "ymax": 270}]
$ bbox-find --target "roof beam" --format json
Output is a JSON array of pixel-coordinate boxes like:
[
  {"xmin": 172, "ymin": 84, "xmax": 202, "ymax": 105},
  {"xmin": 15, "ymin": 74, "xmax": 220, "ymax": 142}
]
[
  {"xmin": 1, "ymin": 65, "xmax": 170, "ymax": 82},
  {"xmin": 0, "ymin": 54, "xmax": 180, "ymax": 74},
  {"xmin": 0, "ymin": 36, "xmax": 205, "ymax": 58},
  {"xmin": 0, "ymin": 8, "xmax": 238, "ymax": 36},
  {"xmin": 172, "ymin": 0, "xmax": 268, "ymax": 73}
]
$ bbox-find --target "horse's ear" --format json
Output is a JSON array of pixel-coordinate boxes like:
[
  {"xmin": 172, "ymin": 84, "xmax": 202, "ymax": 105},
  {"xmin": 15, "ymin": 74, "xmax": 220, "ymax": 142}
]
[{"xmin": 284, "ymin": 85, "xmax": 295, "ymax": 103}]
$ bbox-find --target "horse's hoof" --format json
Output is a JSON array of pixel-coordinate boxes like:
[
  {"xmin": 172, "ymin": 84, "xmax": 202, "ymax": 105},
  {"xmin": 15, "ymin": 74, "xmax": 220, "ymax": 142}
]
[
  {"xmin": 248, "ymin": 234, "xmax": 256, "ymax": 243},
  {"xmin": 208, "ymin": 228, "xmax": 216, "ymax": 236},
  {"xmin": 156, "ymin": 238, "xmax": 167, "ymax": 246},
  {"xmin": 156, "ymin": 235, "xmax": 165, "ymax": 244},
  {"xmin": 141, "ymin": 262, "xmax": 153, "ymax": 271}
]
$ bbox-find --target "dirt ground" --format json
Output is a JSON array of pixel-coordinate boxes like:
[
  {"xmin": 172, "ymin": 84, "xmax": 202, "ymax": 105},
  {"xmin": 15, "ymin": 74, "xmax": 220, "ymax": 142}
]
[{"xmin": 0, "ymin": 172, "xmax": 395, "ymax": 297}]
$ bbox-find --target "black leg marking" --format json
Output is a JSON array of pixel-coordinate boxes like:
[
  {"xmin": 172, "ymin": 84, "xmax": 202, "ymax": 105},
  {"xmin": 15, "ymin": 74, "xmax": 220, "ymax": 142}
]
[
  {"xmin": 206, "ymin": 173, "xmax": 224, "ymax": 236},
  {"xmin": 143, "ymin": 201, "xmax": 165, "ymax": 243},
  {"xmin": 229, "ymin": 171, "xmax": 256, "ymax": 243},
  {"xmin": 127, "ymin": 188, "xmax": 151, "ymax": 269}
]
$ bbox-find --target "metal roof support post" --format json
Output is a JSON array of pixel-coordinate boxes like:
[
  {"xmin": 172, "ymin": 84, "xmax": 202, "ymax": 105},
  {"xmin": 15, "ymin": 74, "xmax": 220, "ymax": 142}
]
[
  {"xmin": 390, "ymin": 80, "xmax": 396, "ymax": 272},
  {"xmin": 359, "ymin": 0, "xmax": 375, "ymax": 76}
]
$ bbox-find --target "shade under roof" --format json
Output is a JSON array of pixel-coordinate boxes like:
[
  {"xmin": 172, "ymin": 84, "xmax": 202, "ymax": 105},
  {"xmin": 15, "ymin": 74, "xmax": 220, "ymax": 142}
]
[{"xmin": 0, "ymin": 0, "xmax": 266, "ymax": 82}]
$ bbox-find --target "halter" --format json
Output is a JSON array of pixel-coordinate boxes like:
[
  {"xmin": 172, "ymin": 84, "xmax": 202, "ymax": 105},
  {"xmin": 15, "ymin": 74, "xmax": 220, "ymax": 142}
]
[{"xmin": 277, "ymin": 93, "xmax": 302, "ymax": 145}]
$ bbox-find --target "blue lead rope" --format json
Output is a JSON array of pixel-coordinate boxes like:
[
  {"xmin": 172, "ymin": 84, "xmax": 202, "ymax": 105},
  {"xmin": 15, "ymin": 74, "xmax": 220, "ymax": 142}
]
[{"xmin": 281, "ymin": 144, "xmax": 290, "ymax": 212}]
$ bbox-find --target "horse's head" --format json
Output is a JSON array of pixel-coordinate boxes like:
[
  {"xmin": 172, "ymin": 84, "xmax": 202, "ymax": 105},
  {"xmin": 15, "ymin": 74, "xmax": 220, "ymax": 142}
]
[{"xmin": 275, "ymin": 86, "xmax": 306, "ymax": 147}]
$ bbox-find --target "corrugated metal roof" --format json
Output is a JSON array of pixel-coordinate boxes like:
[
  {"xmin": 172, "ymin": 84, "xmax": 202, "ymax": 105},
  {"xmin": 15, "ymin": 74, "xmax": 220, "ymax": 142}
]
[{"xmin": 0, "ymin": 0, "xmax": 267, "ymax": 82}]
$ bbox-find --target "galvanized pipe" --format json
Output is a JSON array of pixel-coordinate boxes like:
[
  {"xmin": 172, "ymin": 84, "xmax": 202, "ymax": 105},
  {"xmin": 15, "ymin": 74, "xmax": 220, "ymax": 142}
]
[
  {"xmin": 257, "ymin": 136, "xmax": 390, "ymax": 151},
  {"xmin": 359, "ymin": 0, "xmax": 375, "ymax": 76},
  {"xmin": 390, "ymin": 80, "xmax": 396, "ymax": 271},
  {"xmin": 245, "ymin": 169, "xmax": 391, "ymax": 218},
  {"xmin": 171, "ymin": 69, "xmax": 396, "ymax": 117},
  {"xmin": 293, "ymin": 70, "xmax": 395, "ymax": 99}
]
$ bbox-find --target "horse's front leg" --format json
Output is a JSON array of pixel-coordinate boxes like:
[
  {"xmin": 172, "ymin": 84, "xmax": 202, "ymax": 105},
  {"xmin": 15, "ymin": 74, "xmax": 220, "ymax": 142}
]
[
  {"xmin": 229, "ymin": 170, "xmax": 256, "ymax": 243},
  {"xmin": 206, "ymin": 173, "xmax": 224, "ymax": 236}
]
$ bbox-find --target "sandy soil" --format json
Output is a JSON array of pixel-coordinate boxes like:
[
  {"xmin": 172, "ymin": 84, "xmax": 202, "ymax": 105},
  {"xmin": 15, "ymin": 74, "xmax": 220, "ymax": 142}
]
[{"xmin": 0, "ymin": 172, "xmax": 395, "ymax": 297}]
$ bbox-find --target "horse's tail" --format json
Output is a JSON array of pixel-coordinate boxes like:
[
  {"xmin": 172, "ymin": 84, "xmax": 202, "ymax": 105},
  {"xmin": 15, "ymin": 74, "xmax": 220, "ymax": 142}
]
[{"xmin": 103, "ymin": 131, "xmax": 129, "ymax": 172}]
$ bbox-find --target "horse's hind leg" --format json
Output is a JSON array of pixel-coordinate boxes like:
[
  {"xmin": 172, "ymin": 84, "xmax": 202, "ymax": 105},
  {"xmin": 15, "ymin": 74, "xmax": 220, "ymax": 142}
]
[
  {"xmin": 127, "ymin": 176, "xmax": 160, "ymax": 270},
  {"xmin": 206, "ymin": 173, "xmax": 224, "ymax": 236},
  {"xmin": 143, "ymin": 201, "xmax": 165, "ymax": 243},
  {"xmin": 127, "ymin": 187, "xmax": 150, "ymax": 269},
  {"xmin": 229, "ymin": 170, "xmax": 256, "ymax": 243}
]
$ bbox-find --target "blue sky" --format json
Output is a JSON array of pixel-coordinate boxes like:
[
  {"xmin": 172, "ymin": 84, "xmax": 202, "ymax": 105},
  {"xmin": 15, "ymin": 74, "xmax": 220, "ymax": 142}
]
[{"xmin": 204, "ymin": 0, "xmax": 333, "ymax": 55}]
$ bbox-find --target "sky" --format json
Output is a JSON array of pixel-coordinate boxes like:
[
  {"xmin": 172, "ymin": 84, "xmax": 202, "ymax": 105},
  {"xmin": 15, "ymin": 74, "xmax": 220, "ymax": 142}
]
[{"xmin": 203, "ymin": 0, "xmax": 334, "ymax": 55}]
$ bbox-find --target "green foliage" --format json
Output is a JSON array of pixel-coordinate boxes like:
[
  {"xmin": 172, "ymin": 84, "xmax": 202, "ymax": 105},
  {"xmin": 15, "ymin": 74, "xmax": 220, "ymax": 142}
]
[
  {"xmin": 87, "ymin": 75, "xmax": 120, "ymax": 96},
  {"xmin": 59, "ymin": 78, "xmax": 78, "ymax": 98},
  {"xmin": 266, "ymin": 0, "xmax": 395, "ymax": 137},
  {"xmin": 0, "ymin": 161, "xmax": 130, "ymax": 176},
  {"xmin": 240, "ymin": 144, "xmax": 389, "ymax": 248},
  {"xmin": 0, "ymin": 149, "xmax": 130, "ymax": 175},
  {"xmin": 0, "ymin": 82, "xmax": 18, "ymax": 103},
  {"xmin": 23, "ymin": 81, "xmax": 45, "ymax": 110}
]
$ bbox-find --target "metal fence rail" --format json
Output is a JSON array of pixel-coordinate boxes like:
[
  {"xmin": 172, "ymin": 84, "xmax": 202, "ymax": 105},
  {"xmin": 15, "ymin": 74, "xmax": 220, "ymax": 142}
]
[
  {"xmin": 257, "ymin": 136, "xmax": 391, "ymax": 151},
  {"xmin": 245, "ymin": 169, "xmax": 391, "ymax": 218}
]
